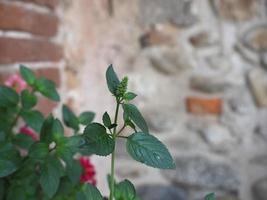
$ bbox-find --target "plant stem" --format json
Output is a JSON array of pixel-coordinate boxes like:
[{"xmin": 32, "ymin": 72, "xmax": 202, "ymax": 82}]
[{"xmin": 109, "ymin": 98, "xmax": 120, "ymax": 200}]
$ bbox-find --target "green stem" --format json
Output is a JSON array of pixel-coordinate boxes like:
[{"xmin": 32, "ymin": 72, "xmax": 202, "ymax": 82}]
[{"xmin": 109, "ymin": 98, "xmax": 120, "ymax": 200}]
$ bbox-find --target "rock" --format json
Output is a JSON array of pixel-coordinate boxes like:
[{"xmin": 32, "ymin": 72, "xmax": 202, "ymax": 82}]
[
  {"xmin": 248, "ymin": 68, "xmax": 267, "ymax": 107},
  {"xmin": 143, "ymin": 108, "xmax": 177, "ymax": 133},
  {"xmin": 137, "ymin": 185, "xmax": 188, "ymax": 200},
  {"xmin": 252, "ymin": 177, "xmax": 267, "ymax": 200},
  {"xmin": 237, "ymin": 22, "xmax": 267, "ymax": 64},
  {"xmin": 145, "ymin": 46, "xmax": 192, "ymax": 75},
  {"xmin": 210, "ymin": 0, "xmax": 257, "ymax": 21},
  {"xmin": 255, "ymin": 109, "xmax": 267, "ymax": 140},
  {"xmin": 162, "ymin": 155, "xmax": 240, "ymax": 192},
  {"xmin": 189, "ymin": 32, "xmax": 214, "ymax": 48},
  {"xmin": 190, "ymin": 75, "xmax": 229, "ymax": 93},
  {"xmin": 250, "ymin": 155, "xmax": 267, "ymax": 166},
  {"xmin": 139, "ymin": 0, "xmax": 196, "ymax": 26},
  {"xmin": 200, "ymin": 123, "xmax": 234, "ymax": 148},
  {"xmin": 139, "ymin": 23, "xmax": 181, "ymax": 48}
]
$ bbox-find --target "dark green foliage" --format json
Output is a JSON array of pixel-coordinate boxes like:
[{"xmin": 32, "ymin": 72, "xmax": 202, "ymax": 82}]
[{"xmin": 0, "ymin": 64, "xmax": 211, "ymax": 200}]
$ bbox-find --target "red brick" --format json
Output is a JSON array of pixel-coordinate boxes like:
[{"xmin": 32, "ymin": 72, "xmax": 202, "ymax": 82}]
[
  {"xmin": 0, "ymin": 37, "xmax": 63, "ymax": 64},
  {"xmin": 0, "ymin": 2, "xmax": 59, "ymax": 37},
  {"xmin": 0, "ymin": 67, "xmax": 61, "ymax": 87},
  {"xmin": 14, "ymin": 0, "xmax": 58, "ymax": 10},
  {"xmin": 186, "ymin": 97, "xmax": 222, "ymax": 115},
  {"xmin": 36, "ymin": 96, "xmax": 58, "ymax": 116}
]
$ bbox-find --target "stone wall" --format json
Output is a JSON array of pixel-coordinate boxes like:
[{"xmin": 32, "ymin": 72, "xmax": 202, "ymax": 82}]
[
  {"xmin": 0, "ymin": 0, "xmax": 64, "ymax": 116},
  {"xmin": 61, "ymin": 0, "xmax": 267, "ymax": 200}
]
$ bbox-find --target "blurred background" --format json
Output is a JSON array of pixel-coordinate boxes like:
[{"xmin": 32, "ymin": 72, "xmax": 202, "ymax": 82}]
[{"xmin": 0, "ymin": 0, "xmax": 267, "ymax": 199}]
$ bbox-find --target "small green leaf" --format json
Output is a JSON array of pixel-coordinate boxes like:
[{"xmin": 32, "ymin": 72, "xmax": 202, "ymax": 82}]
[
  {"xmin": 19, "ymin": 65, "xmax": 36, "ymax": 86},
  {"xmin": 106, "ymin": 64, "xmax": 120, "ymax": 95},
  {"xmin": 0, "ymin": 86, "xmax": 19, "ymax": 107},
  {"xmin": 0, "ymin": 143, "xmax": 21, "ymax": 178},
  {"xmin": 62, "ymin": 105, "xmax": 79, "ymax": 131},
  {"xmin": 124, "ymin": 92, "xmax": 137, "ymax": 101},
  {"xmin": 35, "ymin": 77, "xmax": 60, "ymax": 101},
  {"xmin": 13, "ymin": 133, "xmax": 35, "ymax": 150},
  {"xmin": 76, "ymin": 184, "xmax": 103, "ymax": 200},
  {"xmin": 66, "ymin": 160, "xmax": 82, "ymax": 185},
  {"xmin": 127, "ymin": 132, "xmax": 175, "ymax": 169},
  {"xmin": 123, "ymin": 104, "xmax": 149, "ymax": 133},
  {"xmin": 79, "ymin": 111, "xmax": 95, "ymax": 125},
  {"xmin": 102, "ymin": 112, "xmax": 112, "ymax": 128},
  {"xmin": 83, "ymin": 123, "xmax": 115, "ymax": 156},
  {"xmin": 29, "ymin": 142, "xmax": 49, "ymax": 160},
  {"xmin": 40, "ymin": 115, "xmax": 54, "ymax": 143},
  {"xmin": 205, "ymin": 193, "xmax": 216, "ymax": 200},
  {"xmin": 52, "ymin": 119, "xmax": 64, "ymax": 141},
  {"xmin": 115, "ymin": 179, "xmax": 136, "ymax": 200},
  {"xmin": 40, "ymin": 156, "xmax": 62, "ymax": 198},
  {"xmin": 21, "ymin": 110, "xmax": 44, "ymax": 132},
  {"xmin": 21, "ymin": 90, "xmax": 37, "ymax": 110}
]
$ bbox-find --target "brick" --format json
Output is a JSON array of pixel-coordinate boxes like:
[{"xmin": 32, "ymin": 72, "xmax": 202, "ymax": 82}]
[
  {"xmin": 0, "ymin": 2, "xmax": 59, "ymax": 37},
  {"xmin": 0, "ymin": 37, "xmax": 63, "ymax": 64},
  {"xmin": 186, "ymin": 97, "xmax": 222, "ymax": 115},
  {"xmin": 36, "ymin": 96, "xmax": 58, "ymax": 116},
  {"xmin": 12, "ymin": 0, "xmax": 58, "ymax": 10},
  {"xmin": 0, "ymin": 67, "xmax": 61, "ymax": 87}
]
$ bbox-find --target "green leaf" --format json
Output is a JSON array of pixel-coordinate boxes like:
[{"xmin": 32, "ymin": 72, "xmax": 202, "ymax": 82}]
[
  {"xmin": 115, "ymin": 179, "xmax": 136, "ymax": 200},
  {"xmin": 40, "ymin": 115, "xmax": 54, "ymax": 143},
  {"xmin": 13, "ymin": 133, "xmax": 35, "ymax": 150},
  {"xmin": 66, "ymin": 160, "xmax": 82, "ymax": 185},
  {"xmin": 35, "ymin": 77, "xmax": 60, "ymax": 101},
  {"xmin": 21, "ymin": 90, "xmax": 37, "ymax": 110},
  {"xmin": 102, "ymin": 112, "xmax": 112, "ymax": 128},
  {"xmin": 106, "ymin": 64, "xmax": 120, "ymax": 95},
  {"xmin": 40, "ymin": 156, "xmax": 62, "ymax": 198},
  {"xmin": 124, "ymin": 92, "xmax": 137, "ymax": 101},
  {"xmin": 83, "ymin": 123, "xmax": 115, "ymax": 156},
  {"xmin": 79, "ymin": 111, "xmax": 95, "ymax": 125},
  {"xmin": 21, "ymin": 110, "xmax": 44, "ymax": 132},
  {"xmin": 123, "ymin": 104, "xmax": 149, "ymax": 133},
  {"xmin": 205, "ymin": 193, "xmax": 216, "ymax": 200},
  {"xmin": 0, "ymin": 86, "xmax": 19, "ymax": 107},
  {"xmin": 0, "ymin": 143, "xmax": 21, "ymax": 177},
  {"xmin": 19, "ymin": 65, "xmax": 36, "ymax": 86},
  {"xmin": 126, "ymin": 133, "xmax": 175, "ymax": 169},
  {"xmin": 62, "ymin": 105, "xmax": 79, "ymax": 131},
  {"xmin": 76, "ymin": 184, "xmax": 103, "ymax": 200},
  {"xmin": 52, "ymin": 119, "xmax": 64, "ymax": 141},
  {"xmin": 29, "ymin": 142, "xmax": 49, "ymax": 160}
]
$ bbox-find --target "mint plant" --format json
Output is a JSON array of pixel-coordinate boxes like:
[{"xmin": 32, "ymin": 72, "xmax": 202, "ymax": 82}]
[{"xmin": 0, "ymin": 64, "xmax": 176, "ymax": 200}]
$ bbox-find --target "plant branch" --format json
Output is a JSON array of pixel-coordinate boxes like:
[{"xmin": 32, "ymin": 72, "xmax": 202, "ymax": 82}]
[
  {"xmin": 109, "ymin": 97, "xmax": 120, "ymax": 200},
  {"xmin": 116, "ymin": 124, "xmax": 126, "ymax": 137}
]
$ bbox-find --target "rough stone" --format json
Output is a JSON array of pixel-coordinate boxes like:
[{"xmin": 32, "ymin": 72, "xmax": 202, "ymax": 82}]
[
  {"xmin": 145, "ymin": 46, "xmax": 192, "ymax": 75},
  {"xmin": 137, "ymin": 185, "xmax": 188, "ymax": 200},
  {"xmin": 190, "ymin": 75, "xmax": 229, "ymax": 93},
  {"xmin": 139, "ymin": 0, "xmax": 196, "ymax": 26},
  {"xmin": 211, "ymin": 0, "xmax": 257, "ymax": 21},
  {"xmin": 143, "ymin": 108, "xmax": 177, "ymax": 133},
  {"xmin": 10, "ymin": 0, "xmax": 58, "ymax": 10},
  {"xmin": 250, "ymin": 155, "xmax": 267, "ymax": 166},
  {"xmin": 200, "ymin": 124, "xmax": 234, "ymax": 149},
  {"xmin": 248, "ymin": 68, "xmax": 267, "ymax": 107},
  {"xmin": 252, "ymin": 177, "xmax": 267, "ymax": 200},
  {"xmin": 162, "ymin": 155, "xmax": 240, "ymax": 192}
]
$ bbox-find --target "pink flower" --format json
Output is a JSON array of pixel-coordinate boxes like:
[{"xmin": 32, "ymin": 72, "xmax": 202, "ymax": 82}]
[
  {"xmin": 79, "ymin": 156, "xmax": 97, "ymax": 186},
  {"xmin": 4, "ymin": 74, "xmax": 27, "ymax": 93},
  {"xmin": 19, "ymin": 126, "xmax": 39, "ymax": 141}
]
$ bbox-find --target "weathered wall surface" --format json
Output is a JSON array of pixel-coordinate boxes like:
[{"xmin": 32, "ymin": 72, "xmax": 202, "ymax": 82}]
[{"xmin": 62, "ymin": 0, "xmax": 267, "ymax": 200}]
